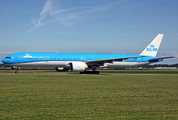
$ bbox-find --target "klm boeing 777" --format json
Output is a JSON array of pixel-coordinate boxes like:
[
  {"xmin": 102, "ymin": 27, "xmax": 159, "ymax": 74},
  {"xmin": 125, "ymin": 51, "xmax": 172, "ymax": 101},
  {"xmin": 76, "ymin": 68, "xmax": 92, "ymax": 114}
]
[{"xmin": 2, "ymin": 34, "xmax": 175, "ymax": 74}]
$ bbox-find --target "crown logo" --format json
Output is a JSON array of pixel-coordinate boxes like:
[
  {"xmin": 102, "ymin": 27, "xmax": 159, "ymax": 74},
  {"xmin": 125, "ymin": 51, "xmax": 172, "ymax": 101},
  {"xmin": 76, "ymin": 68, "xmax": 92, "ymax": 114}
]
[
  {"xmin": 149, "ymin": 44, "xmax": 155, "ymax": 48},
  {"xmin": 24, "ymin": 54, "xmax": 32, "ymax": 58}
]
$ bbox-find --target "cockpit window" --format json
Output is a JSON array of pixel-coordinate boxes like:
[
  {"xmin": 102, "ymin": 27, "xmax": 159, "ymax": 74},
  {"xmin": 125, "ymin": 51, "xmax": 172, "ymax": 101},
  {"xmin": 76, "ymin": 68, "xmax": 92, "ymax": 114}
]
[{"xmin": 5, "ymin": 57, "xmax": 11, "ymax": 59}]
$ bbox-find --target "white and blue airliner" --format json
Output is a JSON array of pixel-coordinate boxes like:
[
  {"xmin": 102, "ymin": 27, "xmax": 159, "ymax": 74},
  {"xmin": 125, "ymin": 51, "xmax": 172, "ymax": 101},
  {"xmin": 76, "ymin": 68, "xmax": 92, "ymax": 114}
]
[{"xmin": 2, "ymin": 34, "xmax": 174, "ymax": 74}]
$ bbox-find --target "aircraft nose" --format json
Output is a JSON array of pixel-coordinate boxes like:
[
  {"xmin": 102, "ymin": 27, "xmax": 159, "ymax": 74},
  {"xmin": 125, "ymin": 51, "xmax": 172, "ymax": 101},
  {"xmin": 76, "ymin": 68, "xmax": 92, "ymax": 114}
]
[
  {"xmin": 2, "ymin": 59, "xmax": 7, "ymax": 64},
  {"xmin": 2, "ymin": 59, "xmax": 5, "ymax": 63}
]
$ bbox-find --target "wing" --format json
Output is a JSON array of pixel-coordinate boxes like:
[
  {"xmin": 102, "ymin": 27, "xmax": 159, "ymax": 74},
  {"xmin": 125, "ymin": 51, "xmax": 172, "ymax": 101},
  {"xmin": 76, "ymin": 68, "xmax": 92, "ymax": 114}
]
[
  {"xmin": 86, "ymin": 56, "xmax": 141, "ymax": 66},
  {"xmin": 148, "ymin": 56, "xmax": 176, "ymax": 61}
]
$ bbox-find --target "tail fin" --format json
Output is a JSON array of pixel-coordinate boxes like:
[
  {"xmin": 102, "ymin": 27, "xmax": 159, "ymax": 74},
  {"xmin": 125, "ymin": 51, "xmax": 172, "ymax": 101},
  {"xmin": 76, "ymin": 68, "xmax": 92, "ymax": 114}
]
[{"xmin": 140, "ymin": 34, "xmax": 164, "ymax": 57}]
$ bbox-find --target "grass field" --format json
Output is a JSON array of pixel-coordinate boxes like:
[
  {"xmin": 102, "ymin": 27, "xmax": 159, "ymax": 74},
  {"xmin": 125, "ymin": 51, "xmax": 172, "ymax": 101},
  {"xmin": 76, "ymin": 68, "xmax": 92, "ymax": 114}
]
[{"xmin": 0, "ymin": 71, "xmax": 178, "ymax": 119}]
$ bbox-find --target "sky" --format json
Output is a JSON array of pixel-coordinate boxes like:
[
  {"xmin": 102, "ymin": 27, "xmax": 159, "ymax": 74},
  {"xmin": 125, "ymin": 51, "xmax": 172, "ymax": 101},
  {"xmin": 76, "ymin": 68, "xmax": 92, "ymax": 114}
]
[{"xmin": 0, "ymin": 0, "xmax": 178, "ymax": 64}]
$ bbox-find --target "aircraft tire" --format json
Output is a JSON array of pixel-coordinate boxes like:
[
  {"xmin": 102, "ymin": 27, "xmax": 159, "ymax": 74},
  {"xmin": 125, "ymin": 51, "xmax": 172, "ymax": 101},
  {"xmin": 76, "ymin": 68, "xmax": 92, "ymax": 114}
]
[
  {"xmin": 15, "ymin": 70, "xmax": 19, "ymax": 74},
  {"xmin": 80, "ymin": 71, "xmax": 100, "ymax": 74}
]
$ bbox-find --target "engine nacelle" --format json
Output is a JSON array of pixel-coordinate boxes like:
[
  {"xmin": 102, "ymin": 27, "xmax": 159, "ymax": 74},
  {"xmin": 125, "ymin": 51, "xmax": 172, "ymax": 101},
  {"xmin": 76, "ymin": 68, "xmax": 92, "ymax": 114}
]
[{"xmin": 70, "ymin": 62, "xmax": 88, "ymax": 72}]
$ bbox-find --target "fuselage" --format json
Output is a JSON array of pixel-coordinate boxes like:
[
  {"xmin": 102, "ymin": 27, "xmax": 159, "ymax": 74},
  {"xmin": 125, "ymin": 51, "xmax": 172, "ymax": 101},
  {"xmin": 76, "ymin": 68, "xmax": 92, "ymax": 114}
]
[
  {"xmin": 2, "ymin": 52, "xmax": 162, "ymax": 68},
  {"xmin": 1, "ymin": 34, "xmax": 174, "ymax": 74}
]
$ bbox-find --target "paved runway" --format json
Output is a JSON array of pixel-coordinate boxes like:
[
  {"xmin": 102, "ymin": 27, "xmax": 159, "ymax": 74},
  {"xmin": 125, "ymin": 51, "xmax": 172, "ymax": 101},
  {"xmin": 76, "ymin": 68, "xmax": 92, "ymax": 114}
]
[{"xmin": 1, "ymin": 73, "xmax": 178, "ymax": 76}]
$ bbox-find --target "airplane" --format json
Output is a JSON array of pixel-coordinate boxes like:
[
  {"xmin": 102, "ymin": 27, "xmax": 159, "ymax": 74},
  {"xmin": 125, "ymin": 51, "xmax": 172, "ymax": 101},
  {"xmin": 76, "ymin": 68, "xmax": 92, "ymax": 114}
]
[{"xmin": 2, "ymin": 34, "xmax": 175, "ymax": 74}]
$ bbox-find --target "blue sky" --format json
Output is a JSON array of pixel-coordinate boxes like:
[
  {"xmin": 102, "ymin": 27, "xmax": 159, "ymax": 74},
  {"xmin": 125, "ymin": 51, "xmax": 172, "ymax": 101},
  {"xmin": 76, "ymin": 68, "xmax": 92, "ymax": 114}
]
[{"xmin": 0, "ymin": 0, "xmax": 178, "ymax": 64}]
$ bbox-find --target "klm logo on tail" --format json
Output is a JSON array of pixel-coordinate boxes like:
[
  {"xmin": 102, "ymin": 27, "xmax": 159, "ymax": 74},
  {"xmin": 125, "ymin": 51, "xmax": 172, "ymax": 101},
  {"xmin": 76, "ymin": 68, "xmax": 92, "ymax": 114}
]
[{"xmin": 146, "ymin": 44, "xmax": 157, "ymax": 51}]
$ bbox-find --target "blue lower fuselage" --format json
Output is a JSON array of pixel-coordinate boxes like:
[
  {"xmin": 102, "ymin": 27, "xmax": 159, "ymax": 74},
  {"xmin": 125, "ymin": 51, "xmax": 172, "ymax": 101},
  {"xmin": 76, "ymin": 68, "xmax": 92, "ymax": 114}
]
[{"xmin": 2, "ymin": 52, "xmax": 162, "ymax": 68}]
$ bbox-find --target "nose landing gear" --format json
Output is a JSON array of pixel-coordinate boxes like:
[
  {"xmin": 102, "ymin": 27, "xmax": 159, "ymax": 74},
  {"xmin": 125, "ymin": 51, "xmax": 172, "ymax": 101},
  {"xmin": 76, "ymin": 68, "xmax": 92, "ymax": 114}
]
[
  {"xmin": 15, "ymin": 69, "xmax": 19, "ymax": 74},
  {"xmin": 11, "ymin": 66, "xmax": 20, "ymax": 74}
]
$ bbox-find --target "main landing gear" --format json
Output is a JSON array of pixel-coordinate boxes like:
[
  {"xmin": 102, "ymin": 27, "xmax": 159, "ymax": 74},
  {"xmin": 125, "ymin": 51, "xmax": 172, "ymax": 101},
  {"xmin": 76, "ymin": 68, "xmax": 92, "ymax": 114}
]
[{"xmin": 80, "ymin": 67, "xmax": 100, "ymax": 74}]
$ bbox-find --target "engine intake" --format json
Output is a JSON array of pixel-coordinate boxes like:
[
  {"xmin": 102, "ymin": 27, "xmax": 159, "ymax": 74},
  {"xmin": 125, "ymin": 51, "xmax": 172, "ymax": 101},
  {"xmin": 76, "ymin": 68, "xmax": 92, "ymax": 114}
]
[{"xmin": 70, "ymin": 62, "xmax": 88, "ymax": 72}]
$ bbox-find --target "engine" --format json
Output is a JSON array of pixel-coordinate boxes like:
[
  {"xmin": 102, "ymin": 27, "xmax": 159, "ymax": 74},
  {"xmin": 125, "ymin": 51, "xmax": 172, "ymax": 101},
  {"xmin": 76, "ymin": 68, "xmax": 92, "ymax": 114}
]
[{"xmin": 70, "ymin": 62, "xmax": 88, "ymax": 72}]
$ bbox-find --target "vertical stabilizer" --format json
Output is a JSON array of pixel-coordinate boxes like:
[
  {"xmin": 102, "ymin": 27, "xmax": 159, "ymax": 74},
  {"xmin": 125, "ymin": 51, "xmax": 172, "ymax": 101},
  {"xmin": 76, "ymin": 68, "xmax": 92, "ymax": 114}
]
[{"xmin": 140, "ymin": 34, "xmax": 164, "ymax": 57}]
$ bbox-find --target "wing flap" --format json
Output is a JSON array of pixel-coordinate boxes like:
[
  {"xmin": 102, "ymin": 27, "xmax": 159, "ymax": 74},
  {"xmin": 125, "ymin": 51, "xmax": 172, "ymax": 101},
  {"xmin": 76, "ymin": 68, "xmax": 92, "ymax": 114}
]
[{"xmin": 86, "ymin": 56, "xmax": 142, "ymax": 66}]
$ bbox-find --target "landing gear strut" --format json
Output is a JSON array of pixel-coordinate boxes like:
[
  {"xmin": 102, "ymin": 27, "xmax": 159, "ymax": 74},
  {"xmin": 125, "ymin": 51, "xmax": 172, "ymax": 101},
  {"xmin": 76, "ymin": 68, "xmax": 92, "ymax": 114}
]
[{"xmin": 12, "ymin": 66, "xmax": 20, "ymax": 74}]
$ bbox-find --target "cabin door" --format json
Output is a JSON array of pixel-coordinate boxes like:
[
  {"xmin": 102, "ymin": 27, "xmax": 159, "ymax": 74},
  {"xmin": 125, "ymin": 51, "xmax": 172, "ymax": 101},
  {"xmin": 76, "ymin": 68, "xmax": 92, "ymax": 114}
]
[{"xmin": 18, "ymin": 56, "xmax": 23, "ymax": 63}]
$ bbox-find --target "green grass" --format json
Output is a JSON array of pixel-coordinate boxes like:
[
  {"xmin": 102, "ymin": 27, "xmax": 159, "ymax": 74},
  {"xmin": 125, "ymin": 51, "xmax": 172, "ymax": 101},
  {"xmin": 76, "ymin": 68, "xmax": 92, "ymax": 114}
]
[{"xmin": 0, "ymin": 74, "xmax": 178, "ymax": 119}]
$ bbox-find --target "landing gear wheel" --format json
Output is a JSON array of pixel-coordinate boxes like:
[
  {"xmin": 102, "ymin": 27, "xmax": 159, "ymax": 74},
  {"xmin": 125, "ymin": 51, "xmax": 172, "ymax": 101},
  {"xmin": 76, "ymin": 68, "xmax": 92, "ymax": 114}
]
[
  {"xmin": 80, "ymin": 71, "xmax": 100, "ymax": 74},
  {"xmin": 15, "ymin": 70, "xmax": 19, "ymax": 74}
]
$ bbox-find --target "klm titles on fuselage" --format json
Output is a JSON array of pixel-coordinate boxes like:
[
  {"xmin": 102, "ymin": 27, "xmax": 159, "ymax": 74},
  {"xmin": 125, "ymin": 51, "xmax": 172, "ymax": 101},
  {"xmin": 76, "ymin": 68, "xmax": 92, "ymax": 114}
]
[{"xmin": 146, "ymin": 44, "xmax": 157, "ymax": 51}]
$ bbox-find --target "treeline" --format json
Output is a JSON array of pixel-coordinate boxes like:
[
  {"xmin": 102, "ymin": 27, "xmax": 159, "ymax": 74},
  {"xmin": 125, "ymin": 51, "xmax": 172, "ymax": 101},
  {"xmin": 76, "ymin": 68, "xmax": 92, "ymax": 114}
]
[{"xmin": 141, "ymin": 64, "xmax": 178, "ymax": 68}]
